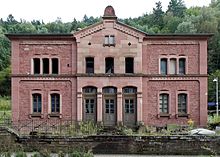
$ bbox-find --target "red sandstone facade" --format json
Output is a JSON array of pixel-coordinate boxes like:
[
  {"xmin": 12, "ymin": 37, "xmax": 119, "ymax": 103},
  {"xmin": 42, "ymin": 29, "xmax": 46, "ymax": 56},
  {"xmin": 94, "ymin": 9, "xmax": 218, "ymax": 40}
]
[{"xmin": 7, "ymin": 6, "xmax": 211, "ymax": 127}]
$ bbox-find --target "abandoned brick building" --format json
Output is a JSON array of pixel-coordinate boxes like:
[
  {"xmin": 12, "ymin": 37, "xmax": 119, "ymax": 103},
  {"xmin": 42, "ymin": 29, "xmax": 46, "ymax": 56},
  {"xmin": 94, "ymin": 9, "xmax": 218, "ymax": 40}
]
[{"xmin": 7, "ymin": 6, "xmax": 211, "ymax": 127}]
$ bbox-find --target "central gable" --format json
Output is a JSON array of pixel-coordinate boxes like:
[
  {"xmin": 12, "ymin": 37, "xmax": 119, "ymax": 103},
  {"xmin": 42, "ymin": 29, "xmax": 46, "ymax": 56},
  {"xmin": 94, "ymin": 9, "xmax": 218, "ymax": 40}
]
[{"xmin": 73, "ymin": 6, "xmax": 145, "ymax": 43}]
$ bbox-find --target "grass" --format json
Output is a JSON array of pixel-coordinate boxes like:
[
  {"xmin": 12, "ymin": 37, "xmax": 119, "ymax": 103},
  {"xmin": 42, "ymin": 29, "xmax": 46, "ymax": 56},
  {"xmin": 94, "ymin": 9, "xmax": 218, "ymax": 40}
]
[{"xmin": 0, "ymin": 96, "xmax": 11, "ymax": 111}]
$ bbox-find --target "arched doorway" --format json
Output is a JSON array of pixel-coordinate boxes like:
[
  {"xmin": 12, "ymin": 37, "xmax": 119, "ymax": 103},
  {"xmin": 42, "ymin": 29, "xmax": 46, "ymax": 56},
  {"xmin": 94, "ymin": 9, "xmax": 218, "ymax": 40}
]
[
  {"xmin": 103, "ymin": 87, "xmax": 117, "ymax": 126},
  {"xmin": 82, "ymin": 86, "xmax": 97, "ymax": 122},
  {"xmin": 123, "ymin": 86, "xmax": 137, "ymax": 127}
]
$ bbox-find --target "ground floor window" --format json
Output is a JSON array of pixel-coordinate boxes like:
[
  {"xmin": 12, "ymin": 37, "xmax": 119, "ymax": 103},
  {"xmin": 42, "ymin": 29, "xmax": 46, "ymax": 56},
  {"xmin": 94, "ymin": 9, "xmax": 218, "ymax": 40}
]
[
  {"xmin": 159, "ymin": 93, "xmax": 169, "ymax": 114},
  {"xmin": 178, "ymin": 93, "xmax": 187, "ymax": 114},
  {"xmin": 51, "ymin": 93, "xmax": 60, "ymax": 113},
  {"xmin": 32, "ymin": 93, "xmax": 42, "ymax": 113}
]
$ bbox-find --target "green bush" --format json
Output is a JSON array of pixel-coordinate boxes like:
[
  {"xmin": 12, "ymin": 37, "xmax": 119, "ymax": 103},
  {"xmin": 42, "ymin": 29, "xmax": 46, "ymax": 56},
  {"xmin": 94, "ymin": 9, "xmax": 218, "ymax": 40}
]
[
  {"xmin": 69, "ymin": 150, "xmax": 93, "ymax": 157},
  {"xmin": 15, "ymin": 151, "xmax": 27, "ymax": 157},
  {"xmin": 0, "ymin": 96, "xmax": 11, "ymax": 111}
]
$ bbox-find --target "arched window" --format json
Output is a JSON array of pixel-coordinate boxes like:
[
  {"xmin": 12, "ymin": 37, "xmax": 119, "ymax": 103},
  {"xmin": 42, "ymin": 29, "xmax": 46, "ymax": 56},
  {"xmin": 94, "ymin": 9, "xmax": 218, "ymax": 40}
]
[
  {"xmin": 51, "ymin": 93, "xmax": 60, "ymax": 113},
  {"xmin": 103, "ymin": 87, "xmax": 117, "ymax": 94},
  {"xmin": 83, "ymin": 86, "xmax": 97, "ymax": 93},
  {"xmin": 32, "ymin": 93, "xmax": 42, "ymax": 113},
  {"xmin": 123, "ymin": 87, "xmax": 137, "ymax": 94},
  {"xmin": 178, "ymin": 93, "xmax": 187, "ymax": 114},
  {"xmin": 82, "ymin": 86, "xmax": 97, "ymax": 121}
]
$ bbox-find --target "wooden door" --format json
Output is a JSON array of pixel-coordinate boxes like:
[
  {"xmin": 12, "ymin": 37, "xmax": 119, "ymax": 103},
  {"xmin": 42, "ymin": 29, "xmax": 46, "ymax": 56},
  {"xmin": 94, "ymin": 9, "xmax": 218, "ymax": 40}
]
[
  {"xmin": 83, "ymin": 98, "xmax": 96, "ymax": 122},
  {"xmin": 123, "ymin": 98, "xmax": 136, "ymax": 127},
  {"xmin": 103, "ymin": 98, "xmax": 116, "ymax": 126}
]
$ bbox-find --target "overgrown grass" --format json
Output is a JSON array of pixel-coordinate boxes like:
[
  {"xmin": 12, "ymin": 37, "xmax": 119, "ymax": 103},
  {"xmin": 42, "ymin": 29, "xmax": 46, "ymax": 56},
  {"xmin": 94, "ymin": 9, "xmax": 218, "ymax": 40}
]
[{"xmin": 0, "ymin": 96, "xmax": 11, "ymax": 111}]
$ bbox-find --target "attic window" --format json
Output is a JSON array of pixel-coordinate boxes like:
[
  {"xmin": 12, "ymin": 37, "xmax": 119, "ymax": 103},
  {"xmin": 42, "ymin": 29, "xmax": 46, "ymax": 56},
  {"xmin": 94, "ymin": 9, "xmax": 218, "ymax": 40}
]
[{"xmin": 104, "ymin": 35, "xmax": 115, "ymax": 46}]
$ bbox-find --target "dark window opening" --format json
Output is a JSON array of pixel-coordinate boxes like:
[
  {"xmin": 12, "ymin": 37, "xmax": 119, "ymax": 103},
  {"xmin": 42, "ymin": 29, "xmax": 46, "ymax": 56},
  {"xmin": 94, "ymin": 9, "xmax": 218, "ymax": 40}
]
[
  {"xmin": 52, "ymin": 58, "xmax": 59, "ymax": 74},
  {"xmin": 105, "ymin": 57, "xmax": 114, "ymax": 74},
  {"xmin": 85, "ymin": 99, "xmax": 95, "ymax": 113},
  {"xmin": 123, "ymin": 87, "xmax": 137, "ymax": 93},
  {"xmin": 83, "ymin": 86, "xmax": 97, "ymax": 93},
  {"xmin": 159, "ymin": 94, "xmax": 169, "ymax": 113},
  {"xmin": 125, "ymin": 57, "xmax": 134, "ymax": 73},
  {"xmin": 43, "ymin": 58, "xmax": 49, "ymax": 74},
  {"xmin": 33, "ymin": 58, "xmax": 40, "ymax": 74},
  {"xmin": 103, "ymin": 87, "xmax": 117, "ymax": 94},
  {"xmin": 86, "ymin": 57, "xmax": 94, "ymax": 74},
  {"xmin": 178, "ymin": 94, "xmax": 187, "ymax": 114},
  {"xmin": 160, "ymin": 58, "xmax": 167, "ymax": 75},
  {"xmin": 51, "ymin": 93, "xmax": 60, "ymax": 113},
  {"xmin": 179, "ymin": 58, "xmax": 186, "ymax": 74},
  {"xmin": 32, "ymin": 93, "xmax": 42, "ymax": 113}
]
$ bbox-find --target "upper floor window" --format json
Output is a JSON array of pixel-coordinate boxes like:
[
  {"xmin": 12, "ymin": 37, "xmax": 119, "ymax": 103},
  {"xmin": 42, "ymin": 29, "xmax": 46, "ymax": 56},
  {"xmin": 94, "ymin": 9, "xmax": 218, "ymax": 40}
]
[
  {"xmin": 32, "ymin": 58, "xmax": 59, "ymax": 75},
  {"xmin": 51, "ymin": 93, "xmax": 60, "ymax": 113},
  {"xmin": 105, "ymin": 57, "xmax": 114, "ymax": 74},
  {"xmin": 86, "ymin": 57, "xmax": 94, "ymax": 74},
  {"xmin": 125, "ymin": 57, "xmax": 134, "ymax": 73},
  {"xmin": 159, "ymin": 93, "xmax": 169, "ymax": 114},
  {"xmin": 178, "ymin": 93, "xmax": 187, "ymax": 114},
  {"xmin": 179, "ymin": 58, "xmax": 186, "ymax": 75},
  {"xmin": 42, "ymin": 58, "xmax": 49, "ymax": 74},
  {"xmin": 169, "ymin": 58, "xmax": 177, "ymax": 74},
  {"xmin": 33, "ymin": 58, "xmax": 40, "ymax": 74},
  {"xmin": 52, "ymin": 58, "xmax": 59, "ymax": 74},
  {"xmin": 103, "ymin": 87, "xmax": 117, "ymax": 94},
  {"xmin": 32, "ymin": 93, "xmax": 42, "ymax": 113},
  {"xmin": 160, "ymin": 58, "xmax": 167, "ymax": 75},
  {"xmin": 123, "ymin": 87, "xmax": 137, "ymax": 94},
  {"xmin": 104, "ymin": 35, "xmax": 115, "ymax": 46}
]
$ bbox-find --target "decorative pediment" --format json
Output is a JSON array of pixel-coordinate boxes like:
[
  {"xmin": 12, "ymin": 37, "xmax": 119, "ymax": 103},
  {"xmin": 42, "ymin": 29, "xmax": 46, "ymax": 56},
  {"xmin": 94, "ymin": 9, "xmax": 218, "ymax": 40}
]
[
  {"xmin": 114, "ymin": 22, "xmax": 145, "ymax": 42},
  {"xmin": 73, "ymin": 22, "xmax": 104, "ymax": 42}
]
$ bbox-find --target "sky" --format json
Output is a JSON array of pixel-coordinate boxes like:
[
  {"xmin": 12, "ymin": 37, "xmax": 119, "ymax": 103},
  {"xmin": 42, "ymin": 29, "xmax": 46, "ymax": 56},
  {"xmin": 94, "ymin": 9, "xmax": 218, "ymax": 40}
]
[{"xmin": 0, "ymin": 0, "xmax": 212, "ymax": 23}]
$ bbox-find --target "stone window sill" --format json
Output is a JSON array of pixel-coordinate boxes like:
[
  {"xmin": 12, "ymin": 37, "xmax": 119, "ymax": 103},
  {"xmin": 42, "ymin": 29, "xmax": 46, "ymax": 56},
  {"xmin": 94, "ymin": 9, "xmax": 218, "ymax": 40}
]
[
  {"xmin": 48, "ymin": 113, "xmax": 62, "ymax": 118},
  {"xmin": 29, "ymin": 113, "xmax": 43, "ymax": 118},
  {"xmin": 157, "ymin": 113, "xmax": 171, "ymax": 118},
  {"xmin": 176, "ymin": 113, "xmax": 190, "ymax": 118}
]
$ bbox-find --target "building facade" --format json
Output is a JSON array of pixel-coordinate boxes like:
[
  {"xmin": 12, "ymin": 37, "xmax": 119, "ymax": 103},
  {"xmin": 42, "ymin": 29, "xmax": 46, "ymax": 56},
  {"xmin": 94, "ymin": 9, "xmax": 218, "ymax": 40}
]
[{"xmin": 7, "ymin": 6, "xmax": 211, "ymax": 127}]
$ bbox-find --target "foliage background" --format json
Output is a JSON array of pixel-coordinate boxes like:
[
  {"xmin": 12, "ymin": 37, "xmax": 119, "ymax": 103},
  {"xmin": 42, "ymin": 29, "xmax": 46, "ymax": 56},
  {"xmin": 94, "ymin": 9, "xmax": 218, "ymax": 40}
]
[{"xmin": 0, "ymin": 0, "xmax": 219, "ymax": 102}]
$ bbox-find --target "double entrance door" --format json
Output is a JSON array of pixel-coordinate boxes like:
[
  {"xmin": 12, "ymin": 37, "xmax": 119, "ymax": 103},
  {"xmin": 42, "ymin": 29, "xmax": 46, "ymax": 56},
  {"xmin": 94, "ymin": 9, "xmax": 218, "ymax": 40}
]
[{"xmin": 83, "ymin": 96, "xmax": 136, "ymax": 127}]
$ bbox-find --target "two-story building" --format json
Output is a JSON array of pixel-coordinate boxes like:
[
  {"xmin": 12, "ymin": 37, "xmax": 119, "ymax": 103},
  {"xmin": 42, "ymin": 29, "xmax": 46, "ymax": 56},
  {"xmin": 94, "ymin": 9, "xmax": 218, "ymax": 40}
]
[{"xmin": 7, "ymin": 6, "xmax": 211, "ymax": 127}]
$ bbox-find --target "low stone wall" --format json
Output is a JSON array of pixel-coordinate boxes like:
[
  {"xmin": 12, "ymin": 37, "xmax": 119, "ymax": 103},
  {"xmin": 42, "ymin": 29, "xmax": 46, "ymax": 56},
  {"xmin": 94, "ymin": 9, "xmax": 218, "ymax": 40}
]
[{"xmin": 0, "ymin": 127, "xmax": 220, "ymax": 155}]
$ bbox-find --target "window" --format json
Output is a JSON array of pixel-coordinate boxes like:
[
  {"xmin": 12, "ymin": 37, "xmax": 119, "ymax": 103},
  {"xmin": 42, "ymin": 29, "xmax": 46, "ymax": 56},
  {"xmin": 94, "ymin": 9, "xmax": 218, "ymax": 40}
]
[
  {"xmin": 123, "ymin": 87, "xmax": 137, "ymax": 93},
  {"xmin": 32, "ymin": 93, "xmax": 42, "ymax": 113},
  {"xmin": 105, "ymin": 57, "xmax": 114, "ymax": 74},
  {"xmin": 104, "ymin": 35, "xmax": 115, "ymax": 46},
  {"xmin": 125, "ymin": 57, "xmax": 134, "ymax": 73},
  {"xmin": 85, "ymin": 99, "xmax": 95, "ymax": 113},
  {"xmin": 159, "ymin": 94, "xmax": 169, "ymax": 113},
  {"xmin": 125, "ymin": 99, "xmax": 134, "ymax": 113},
  {"xmin": 33, "ymin": 58, "xmax": 40, "ymax": 74},
  {"xmin": 178, "ymin": 94, "xmax": 187, "ymax": 114},
  {"xmin": 52, "ymin": 58, "xmax": 59, "ymax": 74},
  {"xmin": 169, "ymin": 58, "xmax": 177, "ymax": 74},
  {"xmin": 160, "ymin": 58, "xmax": 167, "ymax": 75},
  {"xmin": 83, "ymin": 86, "xmax": 97, "ymax": 93},
  {"xmin": 43, "ymin": 58, "xmax": 49, "ymax": 74},
  {"xmin": 103, "ymin": 87, "xmax": 117, "ymax": 94},
  {"xmin": 86, "ymin": 57, "xmax": 94, "ymax": 74},
  {"xmin": 51, "ymin": 93, "xmax": 60, "ymax": 113},
  {"xmin": 179, "ymin": 58, "xmax": 186, "ymax": 74}
]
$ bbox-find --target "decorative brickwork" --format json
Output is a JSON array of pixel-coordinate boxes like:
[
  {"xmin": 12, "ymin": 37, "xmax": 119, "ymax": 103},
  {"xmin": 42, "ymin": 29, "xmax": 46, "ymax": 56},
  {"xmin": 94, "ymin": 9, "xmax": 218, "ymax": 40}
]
[{"xmin": 7, "ymin": 6, "xmax": 211, "ymax": 128}]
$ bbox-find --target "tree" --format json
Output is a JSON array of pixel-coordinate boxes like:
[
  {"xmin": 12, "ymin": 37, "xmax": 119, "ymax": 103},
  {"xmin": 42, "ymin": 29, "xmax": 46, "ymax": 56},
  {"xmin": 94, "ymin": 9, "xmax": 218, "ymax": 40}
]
[
  {"xmin": 152, "ymin": 1, "xmax": 164, "ymax": 29},
  {"xmin": 167, "ymin": 0, "xmax": 187, "ymax": 17}
]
